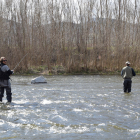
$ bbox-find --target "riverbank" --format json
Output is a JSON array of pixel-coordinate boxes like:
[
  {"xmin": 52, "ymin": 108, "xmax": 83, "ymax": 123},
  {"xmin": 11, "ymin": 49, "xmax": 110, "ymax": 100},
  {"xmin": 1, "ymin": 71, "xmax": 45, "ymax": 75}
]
[
  {"xmin": 14, "ymin": 64, "xmax": 140, "ymax": 76},
  {"xmin": 11, "ymin": 67, "xmax": 125, "ymax": 76}
]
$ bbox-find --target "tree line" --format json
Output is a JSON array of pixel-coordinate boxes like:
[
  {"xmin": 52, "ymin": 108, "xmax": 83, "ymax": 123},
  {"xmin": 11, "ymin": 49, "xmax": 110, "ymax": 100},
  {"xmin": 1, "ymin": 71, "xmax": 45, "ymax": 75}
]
[{"xmin": 0, "ymin": 0, "xmax": 139, "ymax": 74}]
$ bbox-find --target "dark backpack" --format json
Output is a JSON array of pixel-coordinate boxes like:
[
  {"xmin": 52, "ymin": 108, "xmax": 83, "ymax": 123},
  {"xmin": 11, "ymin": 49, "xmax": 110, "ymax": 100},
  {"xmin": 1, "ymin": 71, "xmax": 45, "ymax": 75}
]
[
  {"xmin": 0, "ymin": 65, "xmax": 6, "ymax": 80},
  {"xmin": 0, "ymin": 65, "xmax": 3, "ymax": 79}
]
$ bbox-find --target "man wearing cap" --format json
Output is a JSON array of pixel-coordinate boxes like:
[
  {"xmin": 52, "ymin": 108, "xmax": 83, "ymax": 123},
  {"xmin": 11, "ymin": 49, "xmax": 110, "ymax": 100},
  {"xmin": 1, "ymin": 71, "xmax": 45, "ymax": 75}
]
[{"xmin": 121, "ymin": 61, "xmax": 136, "ymax": 93}]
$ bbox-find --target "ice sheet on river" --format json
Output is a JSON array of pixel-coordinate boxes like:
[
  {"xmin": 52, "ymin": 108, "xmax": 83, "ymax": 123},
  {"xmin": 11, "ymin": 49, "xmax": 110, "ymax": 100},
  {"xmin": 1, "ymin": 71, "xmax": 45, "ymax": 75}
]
[{"xmin": 31, "ymin": 76, "xmax": 47, "ymax": 84}]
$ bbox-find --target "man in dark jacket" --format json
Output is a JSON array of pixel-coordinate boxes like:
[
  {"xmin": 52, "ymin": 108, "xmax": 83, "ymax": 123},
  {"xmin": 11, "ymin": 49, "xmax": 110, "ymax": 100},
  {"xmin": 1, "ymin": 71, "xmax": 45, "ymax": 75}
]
[
  {"xmin": 121, "ymin": 61, "xmax": 136, "ymax": 93},
  {"xmin": 0, "ymin": 57, "xmax": 14, "ymax": 104}
]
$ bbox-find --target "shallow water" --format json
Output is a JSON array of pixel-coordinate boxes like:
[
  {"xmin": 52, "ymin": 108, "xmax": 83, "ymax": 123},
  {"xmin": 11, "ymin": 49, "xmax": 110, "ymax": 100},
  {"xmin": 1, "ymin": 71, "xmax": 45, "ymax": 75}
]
[{"xmin": 0, "ymin": 75, "xmax": 140, "ymax": 140}]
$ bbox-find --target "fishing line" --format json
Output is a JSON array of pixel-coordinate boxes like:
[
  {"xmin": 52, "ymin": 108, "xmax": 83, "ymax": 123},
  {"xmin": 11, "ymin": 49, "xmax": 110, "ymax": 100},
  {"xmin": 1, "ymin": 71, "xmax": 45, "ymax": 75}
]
[{"xmin": 13, "ymin": 53, "xmax": 28, "ymax": 71}]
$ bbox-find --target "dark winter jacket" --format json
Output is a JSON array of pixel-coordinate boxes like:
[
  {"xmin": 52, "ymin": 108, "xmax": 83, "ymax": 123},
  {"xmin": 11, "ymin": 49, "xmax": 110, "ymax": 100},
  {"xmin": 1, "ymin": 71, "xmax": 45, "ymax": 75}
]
[{"xmin": 121, "ymin": 66, "xmax": 136, "ymax": 79}]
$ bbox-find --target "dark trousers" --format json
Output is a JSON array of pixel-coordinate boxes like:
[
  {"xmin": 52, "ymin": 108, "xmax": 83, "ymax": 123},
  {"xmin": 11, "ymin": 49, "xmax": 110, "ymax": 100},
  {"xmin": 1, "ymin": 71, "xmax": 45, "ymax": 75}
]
[
  {"xmin": 0, "ymin": 86, "xmax": 12, "ymax": 102},
  {"xmin": 123, "ymin": 79, "xmax": 132, "ymax": 93}
]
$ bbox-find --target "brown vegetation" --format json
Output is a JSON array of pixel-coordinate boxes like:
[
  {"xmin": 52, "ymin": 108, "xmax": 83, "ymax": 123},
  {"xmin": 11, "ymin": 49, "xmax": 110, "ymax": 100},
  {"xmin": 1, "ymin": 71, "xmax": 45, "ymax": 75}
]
[{"xmin": 0, "ymin": 0, "xmax": 139, "ymax": 74}]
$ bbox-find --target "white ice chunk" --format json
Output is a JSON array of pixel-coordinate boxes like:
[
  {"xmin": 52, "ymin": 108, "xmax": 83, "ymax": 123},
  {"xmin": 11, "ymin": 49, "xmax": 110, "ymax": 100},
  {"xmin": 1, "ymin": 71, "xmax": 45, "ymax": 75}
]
[{"xmin": 31, "ymin": 76, "xmax": 47, "ymax": 84}]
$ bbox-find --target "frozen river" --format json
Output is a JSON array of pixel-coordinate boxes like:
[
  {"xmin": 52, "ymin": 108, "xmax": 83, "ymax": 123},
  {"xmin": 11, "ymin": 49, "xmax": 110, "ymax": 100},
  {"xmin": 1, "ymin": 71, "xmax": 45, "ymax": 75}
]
[{"xmin": 0, "ymin": 75, "xmax": 140, "ymax": 140}]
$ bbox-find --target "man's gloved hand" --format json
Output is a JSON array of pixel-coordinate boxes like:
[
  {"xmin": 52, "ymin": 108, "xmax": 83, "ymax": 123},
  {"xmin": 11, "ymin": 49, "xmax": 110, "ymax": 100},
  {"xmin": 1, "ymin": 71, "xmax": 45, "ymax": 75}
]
[{"xmin": 11, "ymin": 70, "xmax": 14, "ymax": 74}]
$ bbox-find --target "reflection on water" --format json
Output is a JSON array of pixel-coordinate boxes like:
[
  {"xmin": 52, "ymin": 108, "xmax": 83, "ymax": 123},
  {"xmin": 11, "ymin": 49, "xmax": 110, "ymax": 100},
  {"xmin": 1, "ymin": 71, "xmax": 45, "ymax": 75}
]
[{"xmin": 0, "ymin": 75, "xmax": 140, "ymax": 140}]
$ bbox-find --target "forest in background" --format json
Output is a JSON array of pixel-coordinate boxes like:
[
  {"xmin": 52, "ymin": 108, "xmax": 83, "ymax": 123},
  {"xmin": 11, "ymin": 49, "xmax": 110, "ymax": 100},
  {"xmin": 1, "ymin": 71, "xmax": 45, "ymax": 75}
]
[{"xmin": 0, "ymin": 0, "xmax": 140, "ymax": 74}]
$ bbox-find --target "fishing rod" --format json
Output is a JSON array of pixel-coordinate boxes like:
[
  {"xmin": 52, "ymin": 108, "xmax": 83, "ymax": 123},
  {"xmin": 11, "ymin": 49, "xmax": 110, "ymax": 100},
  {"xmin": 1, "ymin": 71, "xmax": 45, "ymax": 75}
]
[{"xmin": 13, "ymin": 53, "xmax": 28, "ymax": 71}]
